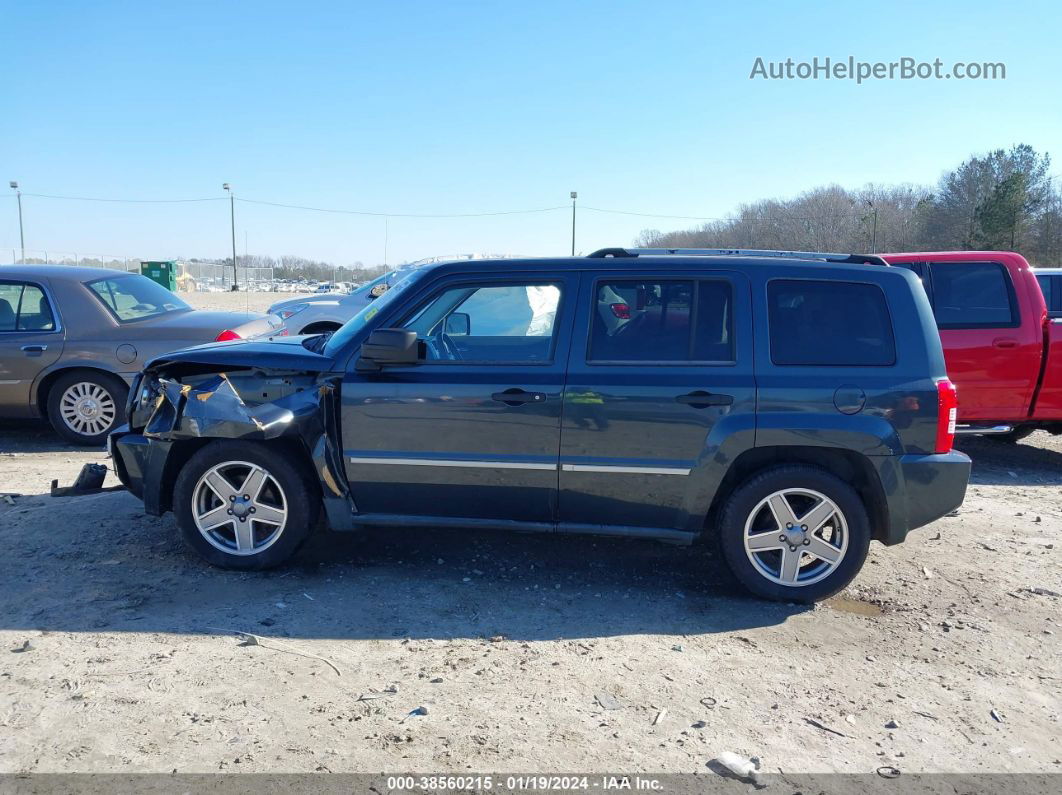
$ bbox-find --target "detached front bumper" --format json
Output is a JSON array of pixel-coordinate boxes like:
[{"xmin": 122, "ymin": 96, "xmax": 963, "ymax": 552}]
[
  {"xmin": 874, "ymin": 450, "xmax": 972, "ymax": 545},
  {"xmin": 109, "ymin": 425, "xmax": 173, "ymax": 515}
]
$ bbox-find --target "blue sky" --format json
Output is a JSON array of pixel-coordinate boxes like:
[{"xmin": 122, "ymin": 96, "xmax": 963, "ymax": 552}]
[{"xmin": 3, "ymin": 0, "xmax": 1060, "ymax": 266}]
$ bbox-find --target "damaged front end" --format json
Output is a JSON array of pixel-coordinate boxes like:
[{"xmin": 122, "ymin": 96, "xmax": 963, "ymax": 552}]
[{"xmin": 110, "ymin": 341, "xmax": 353, "ymax": 528}]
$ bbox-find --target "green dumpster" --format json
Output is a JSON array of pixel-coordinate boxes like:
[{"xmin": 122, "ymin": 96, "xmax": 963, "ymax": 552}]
[{"xmin": 139, "ymin": 261, "xmax": 177, "ymax": 291}]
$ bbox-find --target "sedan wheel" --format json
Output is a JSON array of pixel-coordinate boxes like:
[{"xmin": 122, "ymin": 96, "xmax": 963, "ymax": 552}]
[
  {"xmin": 192, "ymin": 461, "xmax": 288, "ymax": 556},
  {"xmin": 59, "ymin": 381, "xmax": 117, "ymax": 438},
  {"xmin": 47, "ymin": 371, "xmax": 128, "ymax": 446}
]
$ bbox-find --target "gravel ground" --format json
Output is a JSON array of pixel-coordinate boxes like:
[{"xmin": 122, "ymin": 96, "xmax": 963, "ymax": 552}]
[
  {"xmin": 0, "ymin": 292, "xmax": 1059, "ymax": 774},
  {"xmin": 0, "ymin": 425, "xmax": 1059, "ymax": 775}
]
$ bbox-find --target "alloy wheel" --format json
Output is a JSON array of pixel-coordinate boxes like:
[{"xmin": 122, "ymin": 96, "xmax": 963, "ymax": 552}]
[
  {"xmin": 742, "ymin": 488, "xmax": 849, "ymax": 587},
  {"xmin": 192, "ymin": 461, "xmax": 288, "ymax": 556}
]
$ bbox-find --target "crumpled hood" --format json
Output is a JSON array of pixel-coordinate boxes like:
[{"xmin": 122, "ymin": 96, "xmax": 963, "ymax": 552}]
[{"xmin": 145, "ymin": 335, "xmax": 336, "ymax": 372}]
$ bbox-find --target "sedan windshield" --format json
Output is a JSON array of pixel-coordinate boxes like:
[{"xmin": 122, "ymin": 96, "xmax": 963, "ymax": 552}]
[{"xmin": 87, "ymin": 274, "xmax": 191, "ymax": 322}]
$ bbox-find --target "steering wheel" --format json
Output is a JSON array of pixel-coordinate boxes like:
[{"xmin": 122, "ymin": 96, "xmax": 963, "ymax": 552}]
[{"xmin": 425, "ymin": 331, "xmax": 461, "ymax": 361}]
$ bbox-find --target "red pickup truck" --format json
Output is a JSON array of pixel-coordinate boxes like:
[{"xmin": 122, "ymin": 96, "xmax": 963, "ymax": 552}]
[{"xmin": 880, "ymin": 251, "xmax": 1062, "ymax": 440}]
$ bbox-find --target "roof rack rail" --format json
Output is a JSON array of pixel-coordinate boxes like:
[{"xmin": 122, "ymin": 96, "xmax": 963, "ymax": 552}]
[{"xmin": 586, "ymin": 247, "xmax": 890, "ymax": 267}]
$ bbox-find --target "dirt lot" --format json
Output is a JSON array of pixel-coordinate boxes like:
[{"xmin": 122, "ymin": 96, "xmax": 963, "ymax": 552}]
[
  {"xmin": 0, "ymin": 292, "xmax": 1059, "ymax": 775},
  {"xmin": 0, "ymin": 422, "xmax": 1058, "ymax": 775}
]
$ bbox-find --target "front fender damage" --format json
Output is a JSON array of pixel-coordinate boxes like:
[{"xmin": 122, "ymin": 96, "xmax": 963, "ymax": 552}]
[{"xmin": 133, "ymin": 365, "xmax": 354, "ymax": 522}]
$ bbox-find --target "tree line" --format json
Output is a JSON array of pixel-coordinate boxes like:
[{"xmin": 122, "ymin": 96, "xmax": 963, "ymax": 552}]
[{"xmin": 636, "ymin": 144, "xmax": 1061, "ymax": 264}]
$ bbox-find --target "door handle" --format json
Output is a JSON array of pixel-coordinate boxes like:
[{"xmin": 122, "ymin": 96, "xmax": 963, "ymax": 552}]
[
  {"xmin": 492, "ymin": 388, "xmax": 546, "ymax": 406},
  {"xmin": 675, "ymin": 390, "xmax": 733, "ymax": 408},
  {"xmin": 992, "ymin": 337, "xmax": 1018, "ymax": 349},
  {"xmin": 20, "ymin": 344, "xmax": 48, "ymax": 354}
]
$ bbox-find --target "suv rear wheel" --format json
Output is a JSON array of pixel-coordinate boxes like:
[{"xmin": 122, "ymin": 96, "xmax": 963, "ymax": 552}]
[
  {"xmin": 173, "ymin": 441, "xmax": 318, "ymax": 570},
  {"xmin": 718, "ymin": 465, "xmax": 871, "ymax": 602}
]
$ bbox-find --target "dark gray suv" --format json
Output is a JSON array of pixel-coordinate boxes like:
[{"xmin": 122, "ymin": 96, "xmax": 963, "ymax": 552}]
[{"xmin": 110, "ymin": 249, "xmax": 971, "ymax": 601}]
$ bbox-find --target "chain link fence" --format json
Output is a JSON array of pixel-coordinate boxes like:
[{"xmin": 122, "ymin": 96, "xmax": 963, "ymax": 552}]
[{"xmin": 4, "ymin": 249, "xmax": 275, "ymax": 291}]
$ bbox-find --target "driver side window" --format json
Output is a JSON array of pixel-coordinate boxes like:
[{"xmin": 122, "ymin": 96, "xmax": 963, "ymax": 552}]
[{"xmin": 404, "ymin": 281, "xmax": 563, "ymax": 363}]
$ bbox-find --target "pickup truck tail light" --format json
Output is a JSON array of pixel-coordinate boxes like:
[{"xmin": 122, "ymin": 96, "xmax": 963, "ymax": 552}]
[
  {"xmin": 215, "ymin": 329, "xmax": 242, "ymax": 342},
  {"xmin": 935, "ymin": 379, "xmax": 958, "ymax": 453},
  {"xmin": 609, "ymin": 303, "xmax": 631, "ymax": 319}
]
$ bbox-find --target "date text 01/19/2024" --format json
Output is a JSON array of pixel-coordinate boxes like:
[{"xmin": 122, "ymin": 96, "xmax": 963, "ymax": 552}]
[{"xmin": 386, "ymin": 775, "xmax": 664, "ymax": 791}]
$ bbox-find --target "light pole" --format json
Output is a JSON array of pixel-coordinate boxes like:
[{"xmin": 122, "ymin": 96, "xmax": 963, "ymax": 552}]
[
  {"xmin": 9, "ymin": 181, "xmax": 24, "ymax": 263},
  {"xmin": 865, "ymin": 198, "xmax": 878, "ymax": 252},
  {"xmin": 223, "ymin": 183, "xmax": 238, "ymax": 289},
  {"xmin": 570, "ymin": 191, "xmax": 577, "ymax": 255}
]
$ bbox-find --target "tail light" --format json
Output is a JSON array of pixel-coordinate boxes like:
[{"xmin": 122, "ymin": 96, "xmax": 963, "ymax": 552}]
[
  {"xmin": 935, "ymin": 379, "xmax": 958, "ymax": 453},
  {"xmin": 215, "ymin": 329, "xmax": 242, "ymax": 342},
  {"xmin": 609, "ymin": 302, "xmax": 631, "ymax": 319}
]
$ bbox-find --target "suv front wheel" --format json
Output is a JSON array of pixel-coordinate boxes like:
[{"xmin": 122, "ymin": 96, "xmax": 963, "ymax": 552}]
[
  {"xmin": 718, "ymin": 465, "xmax": 871, "ymax": 602},
  {"xmin": 173, "ymin": 441, "xmax": 319, "ymax": 570}
]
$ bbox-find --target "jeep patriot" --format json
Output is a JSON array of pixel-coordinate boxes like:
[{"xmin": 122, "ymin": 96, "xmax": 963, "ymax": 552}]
[{"xmin": 110, "ymin": 249, "xmax": 971, "ymax": 601}]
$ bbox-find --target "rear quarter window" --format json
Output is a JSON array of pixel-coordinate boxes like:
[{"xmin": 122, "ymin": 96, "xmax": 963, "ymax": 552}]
[
  {"xmin": 768, "ymin": 279, "xmax": 896, "ymax": 366},
  {"xmin": 928, "ymin": 261, "xmax": 1017, "ymax": 328}
]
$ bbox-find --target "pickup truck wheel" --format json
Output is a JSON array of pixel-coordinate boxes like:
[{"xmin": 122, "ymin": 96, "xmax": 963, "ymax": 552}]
[
  {"xmin": 173, "ymin": 441, "xmax": 318, "ymax": 570},
  {"xmin": 718, "ymin": 466, "xmax": 871, "ymax": 603},
  {"xmin": 47, "ymin": 370, "xmax": 128, "ymax": 447}
]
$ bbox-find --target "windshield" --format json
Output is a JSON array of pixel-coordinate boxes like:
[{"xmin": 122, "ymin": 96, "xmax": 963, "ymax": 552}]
[
  {"xmin": 341, "ymin": 271, "xmax": 392, "ymax": 302},
  {"xmin": 87, "ymin": 274, "xmax": 191, "ymax": 322},
  {"xmin": 323, "ymin": 268, "xmax": 428, "ymax": 357}
]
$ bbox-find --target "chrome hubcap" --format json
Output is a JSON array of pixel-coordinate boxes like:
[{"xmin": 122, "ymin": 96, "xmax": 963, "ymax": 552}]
[
  {"xmin": 192, "ymin": 461, "xmax": 287, "ymax": 556},
  {"xmin": 743, "ymin": 488, "xmax": 848, "ymax": 587},
  {"xmin": 60, "ymin": 382, "xmax": 116, "ymax": 437}
]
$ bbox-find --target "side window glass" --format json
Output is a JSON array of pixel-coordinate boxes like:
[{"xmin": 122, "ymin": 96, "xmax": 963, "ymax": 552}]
[
  {"xmin": 1037, "ymin": 275, "xmax": 1059, "ymax": 315},
  {"xmin": 0, "ymin": 284, "xmax": 21, "ymax": 331},
  {"xmin": 0, "ymin": 283, "xmax": 55, "ymax": 332},
  {"xmin": 16, "ymin": 285, "xmax": 56, "ymax": 331},
  {"xmin": 404, "ymin": 282, "xmax": 562, "ymax": 363},
  {"xmin": 588, "ymin": 279, "xmax": 733, "ymax": 363},
  {"xmin": 768, "ymin": 280, "xmax": 896, "ymax": 366},
  {"xmin": 929, "ymin": 262, "xmax": 1015, "ymax": 328}
]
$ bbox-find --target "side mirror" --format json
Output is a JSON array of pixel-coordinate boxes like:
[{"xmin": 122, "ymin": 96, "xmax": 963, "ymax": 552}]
[
  {"xmin": 444, "ymin": 312, "xmax": 470, "ymax": 336},
  {"xmin": 356, "ymin": 328, "xmax": 420, "ymax": 372}
]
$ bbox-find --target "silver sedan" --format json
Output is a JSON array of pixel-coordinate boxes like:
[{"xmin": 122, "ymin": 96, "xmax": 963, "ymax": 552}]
[
  {"xmin": 0, "ymin": 265, "xmax": 265, "ymax": 446},
  {"xmin": 230, "ymin": 270, "xmax": 402, "ymax": 339}
]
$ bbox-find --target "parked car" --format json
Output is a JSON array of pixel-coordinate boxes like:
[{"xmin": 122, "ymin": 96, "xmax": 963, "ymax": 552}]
[
  {"xmin": 0, "ymin": 265, "xmax": 268, "ymax": 445},
  {"xmin": 880, "ymin": 252, "xmax": 1062, "ymax": 442},
  {"xmin": 111, "ymin": 249, "xmax": 969, "ymax": 601},
  {"xmin": 1034, "ymin": 267, "xmax": 1062, "ymax": 319},
  {"xmin": 230, "ymin": 270, "xmax": 410, "ymax": 339}
]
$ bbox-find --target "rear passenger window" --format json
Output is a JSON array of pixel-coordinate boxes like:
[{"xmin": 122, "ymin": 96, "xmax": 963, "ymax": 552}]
[
  {"xmin": 929, "ymin": 262, "xmax": 1016, "ymax": 328},
  {"xmin": 588, "ymin": 279, "xmax": 733, "ymax": 363},
  {"xmin": 0, "ymin": 282, "xmax": 56, "ymax": 332},
  {"xmin": 769, "ymin": 280, "xmax": 895, "ymax": 366}
]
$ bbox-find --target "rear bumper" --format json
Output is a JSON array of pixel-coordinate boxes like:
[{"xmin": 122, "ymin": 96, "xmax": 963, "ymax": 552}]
[
  {"xmin": 875, "ymin": 450, "xmax": 971, "ymax": 545},
  {"xmin": 109, "ymin": 426, "xmax": 172, "ymax": 515}
]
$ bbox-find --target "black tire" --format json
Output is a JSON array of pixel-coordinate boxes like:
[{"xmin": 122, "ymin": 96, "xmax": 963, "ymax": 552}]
[
  {"xmin": 46, "ymin": 370, "xmax": 128, "ymax": 446},
  {"xmin": 173, "ymin": 440, "xmax": 319, "ymax": 570},
  {"xmin": 718, "ymin": 465, "xmax": 872, "ymax": 603},
  {"xmin": 984, "ymin": 426, "xmax": 1034, "ymax": 444}
]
